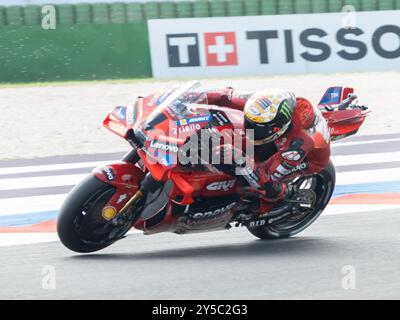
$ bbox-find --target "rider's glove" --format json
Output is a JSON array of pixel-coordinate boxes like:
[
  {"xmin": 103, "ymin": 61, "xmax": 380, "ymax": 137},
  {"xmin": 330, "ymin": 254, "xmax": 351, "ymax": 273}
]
[{"xmin": 263, "ymin": 181, "xmax": 286, "ymax": 201}]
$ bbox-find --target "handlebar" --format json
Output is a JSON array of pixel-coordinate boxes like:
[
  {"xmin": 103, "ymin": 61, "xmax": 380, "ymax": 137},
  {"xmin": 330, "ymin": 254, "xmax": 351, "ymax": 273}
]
[
  {"xmin": 338, "ymin": 93, "xmax": 358, "ymax": 110},
  {"xmin": 321, "ymin": 93, "xmax": 368, "ymax": 112}
]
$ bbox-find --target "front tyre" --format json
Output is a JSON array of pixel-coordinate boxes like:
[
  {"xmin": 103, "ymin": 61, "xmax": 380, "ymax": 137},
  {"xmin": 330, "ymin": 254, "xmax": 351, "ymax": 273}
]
[
  {"xmin": 57, "ymin": 175, "xmax": 130, "ymax": 253},
  {"xmin": 247, "ymin": 160, "xmax": 336, "ymax": 240}
]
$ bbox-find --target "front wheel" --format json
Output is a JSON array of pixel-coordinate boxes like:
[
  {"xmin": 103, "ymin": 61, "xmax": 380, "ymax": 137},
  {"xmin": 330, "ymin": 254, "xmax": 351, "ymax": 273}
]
[
  {"xmin": 57, "ymin": 175, "xmax": 133, "ymax": 253},
  {"xmin": 247, "ymin": 160, "xmax": 336, "ymax": 240}
]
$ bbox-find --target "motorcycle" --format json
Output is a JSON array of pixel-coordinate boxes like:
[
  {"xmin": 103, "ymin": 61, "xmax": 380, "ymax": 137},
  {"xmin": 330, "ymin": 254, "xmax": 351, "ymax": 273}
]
[{"xmin": 57, "ymin": 81, "xmax": 369, "ymax": 253}]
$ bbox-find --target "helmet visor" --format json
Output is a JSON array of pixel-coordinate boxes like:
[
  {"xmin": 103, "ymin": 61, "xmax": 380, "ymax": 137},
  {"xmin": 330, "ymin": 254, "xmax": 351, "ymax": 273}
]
[{"xmin": 244, "ymin": 117, "xmax": 290, "ymax": 145}]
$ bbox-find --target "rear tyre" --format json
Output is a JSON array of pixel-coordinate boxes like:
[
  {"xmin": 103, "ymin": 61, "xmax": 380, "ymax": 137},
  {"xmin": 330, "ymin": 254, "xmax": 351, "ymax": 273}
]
[
  {"xmin": 247, "ymin": 160, "xmax": 336, "ymax": 240},
  {"xmin": 57, "ymin": 175, "xmax": 132, "ymax": 253}
]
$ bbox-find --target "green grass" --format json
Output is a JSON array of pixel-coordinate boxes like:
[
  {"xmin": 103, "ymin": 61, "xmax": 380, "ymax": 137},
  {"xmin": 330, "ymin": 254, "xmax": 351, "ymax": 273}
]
[
  {"xmin": 0, "ymin": 77, "xmax": 155, "ymax": 88},
  {"xmin": 0, "ymin": 74, "xmax": 275, "ymax": 88},
  {"xmin": 1, "ymin": 70, "xmax": 397, "ymax": 89},
  {"xmin": 0, "ymin": 74, "xmax": 292, "ymax": 88}
]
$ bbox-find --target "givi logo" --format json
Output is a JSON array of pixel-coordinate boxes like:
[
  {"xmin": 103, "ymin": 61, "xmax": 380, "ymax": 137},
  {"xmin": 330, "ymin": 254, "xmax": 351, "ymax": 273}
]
[{"xmin": 204, "ymin": 32, "xmax": 238, "ymax": 66}]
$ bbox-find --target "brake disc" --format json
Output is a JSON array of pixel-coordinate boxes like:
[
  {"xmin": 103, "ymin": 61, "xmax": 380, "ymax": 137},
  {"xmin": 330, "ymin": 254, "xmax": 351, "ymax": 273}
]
[{"xmin": 288, "ymin": 189, "xmax": 317, "ymax": 209}]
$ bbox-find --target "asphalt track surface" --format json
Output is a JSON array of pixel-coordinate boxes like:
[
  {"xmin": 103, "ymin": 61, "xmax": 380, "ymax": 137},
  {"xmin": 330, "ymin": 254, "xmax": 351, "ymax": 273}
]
[
  {"xmin": 0, "ymin": 133, "xmax": 400, "ymax": 299},
  {"xmin": 1, "ymin": 210, "xmax": 399, "ymax": 299}
]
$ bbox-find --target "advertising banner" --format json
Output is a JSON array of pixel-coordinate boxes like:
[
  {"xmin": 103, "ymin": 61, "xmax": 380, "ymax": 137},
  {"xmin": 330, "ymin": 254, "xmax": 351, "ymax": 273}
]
[{"xmin": 148, "ymin": 11, "xmax": 400, "ymax": 78}]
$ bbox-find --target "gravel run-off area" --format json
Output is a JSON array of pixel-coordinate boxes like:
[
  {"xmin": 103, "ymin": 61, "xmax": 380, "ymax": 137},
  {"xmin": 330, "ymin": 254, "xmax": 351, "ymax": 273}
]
[{"xmin": 1, "ymin": 71, "xmax": 398, "ymax": 160}]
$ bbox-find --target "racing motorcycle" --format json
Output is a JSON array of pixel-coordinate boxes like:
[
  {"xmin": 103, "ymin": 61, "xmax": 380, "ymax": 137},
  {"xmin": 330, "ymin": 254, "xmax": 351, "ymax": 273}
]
[{"xmin": 57, "ymin": 81, "xmax": 369, "ymax": 253}]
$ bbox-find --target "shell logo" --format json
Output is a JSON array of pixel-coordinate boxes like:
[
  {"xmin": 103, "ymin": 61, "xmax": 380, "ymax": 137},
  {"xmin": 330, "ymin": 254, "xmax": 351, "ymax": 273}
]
[{"xmin": 102, "ymin": 206, "xmax": 117, "ymax": 221}]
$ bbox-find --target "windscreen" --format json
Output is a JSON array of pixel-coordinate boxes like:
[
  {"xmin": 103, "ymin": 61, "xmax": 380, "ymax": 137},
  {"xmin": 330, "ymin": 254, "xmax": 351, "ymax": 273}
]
[
  {"xmin": 134, "ymin": 81, "xmax": 213, "ymax": 169},
  {"xmin": 145, "ymin": 80, "xmax": 209, "ymax": 125}
]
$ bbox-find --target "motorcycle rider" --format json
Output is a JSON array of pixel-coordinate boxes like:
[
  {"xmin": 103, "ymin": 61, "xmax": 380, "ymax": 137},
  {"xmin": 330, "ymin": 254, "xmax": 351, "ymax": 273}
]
[{"xmin": 202, "ymin": 87, "xmax": 331, "ymax": 209}]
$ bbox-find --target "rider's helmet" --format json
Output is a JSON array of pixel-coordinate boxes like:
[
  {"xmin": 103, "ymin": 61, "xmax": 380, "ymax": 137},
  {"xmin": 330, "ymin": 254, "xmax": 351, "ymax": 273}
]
[{"xmin": 244, "ymin": 89, "xmax": 296, "ymax": 145}]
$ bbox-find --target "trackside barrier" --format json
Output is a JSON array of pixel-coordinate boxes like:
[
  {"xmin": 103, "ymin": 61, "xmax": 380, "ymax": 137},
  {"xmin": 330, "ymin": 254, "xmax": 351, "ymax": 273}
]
[
  {"xmin": 0, "ymin": 1, "xmax": 399, "ymax": 82},
  {"xmin": 1, "ymin": 1, "xmax": 400, "ymax": 26},
  {"xmin": 148, "ymin": 11, "xmax": 400, "ymax": 78},
  {"xmin": 0, "ymin": 23, "xmax": 151, "ymax": 82}
]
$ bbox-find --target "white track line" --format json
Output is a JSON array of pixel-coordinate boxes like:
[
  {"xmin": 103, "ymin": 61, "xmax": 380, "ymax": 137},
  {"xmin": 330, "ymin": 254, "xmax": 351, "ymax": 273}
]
[
  {"xmin": 0, "ymin": 135, "xmax": 397, "ymax": 174},
  {"xmin": 323, "ymin": 204, "xmax": 400, "ymax": 215},
  {"xmin": 0, "ymin": 205, "xmax": 398, "ymax": 248},
  {"xmin": 336, "ymin": 167, "xmax": 400, "ymax": 185},
  {"xmin": 0, "ymin": 151, "xmax": 398, "ymax": 176},
  {"xmin": 1, "ymin": 181, "xmax": 399, "ymax": 218},
  {"xmin": 0, "ymin": 174, "xmax": 87, "ymax": 191},
  {"xmin": 0, "ymin": 233, "xmax": 60, "ymax": 247},
  {"xmin": 0, "ymin": 194, "xmax": 67, "ymax": 217},
  {"xmin": 331, "ymin": 152, "xmax": 400, "ymax": 166},
  {"xmin": 0, "ymin": 160, "xmax": 118, "ymax": 176},
  {"xmin": 332, "ymin": 137, "xmax": 400, "ymax": 147},
  {"xmin": 0, "ymin": 230, "xmax": 140, "ymax": 247},
  {"xmin": 1, "ymin": 166, "xmax": 399, "ymax": 191}
]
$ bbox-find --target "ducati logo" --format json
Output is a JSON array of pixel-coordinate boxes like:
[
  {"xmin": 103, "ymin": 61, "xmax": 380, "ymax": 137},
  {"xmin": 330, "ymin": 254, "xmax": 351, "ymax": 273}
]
[{"xmin": 206, "ymin": 180, "xmax": 235, "ymax": 191}]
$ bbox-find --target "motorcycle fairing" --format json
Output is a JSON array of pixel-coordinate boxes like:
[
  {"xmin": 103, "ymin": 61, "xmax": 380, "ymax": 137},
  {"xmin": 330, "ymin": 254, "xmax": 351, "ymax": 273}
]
[
  {"xmin": 134, "ymin": 193, "xmax": 241, "ymax": 235},
  {"xmin": 103, "ymin": 106, "xmax": 129, "ymax": 139},
  {"xmin": 319, "ymin": 86, "xmax": 354, "ymax": 106},
  {"xmin": 129, "ymin": 169, "xmax": 243, "ymax": 234},
  {"xmin": 100, "ymin": 82, "xmax": 245, "ymax": 230},
  {"xmin": 318, "ymin": 86, "xmax": 369, "ymax": 141},
  {"xmin": 323, "ymin": 109, "xmax": 369, "ymax": 141},
  {"xmin": 92, "ymin": 162, "xmax": 144, "ymax": 214},
  {"xmin": 173, "ymin": 194, "xmax": 240, "ymax": 235},
  {"xmin": 139, "ymin": 180, "xmax": 174, "ymax": 220}
]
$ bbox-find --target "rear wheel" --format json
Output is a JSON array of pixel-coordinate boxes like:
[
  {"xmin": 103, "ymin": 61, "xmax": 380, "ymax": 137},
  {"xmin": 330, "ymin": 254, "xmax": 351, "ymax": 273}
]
[
  {"xmin": 57, "ymin": 175, "xmax": 136, "ymax": 253},
  {"xmin": 247, "ymin": 160, "xmax": 336, "ymax": 240}
]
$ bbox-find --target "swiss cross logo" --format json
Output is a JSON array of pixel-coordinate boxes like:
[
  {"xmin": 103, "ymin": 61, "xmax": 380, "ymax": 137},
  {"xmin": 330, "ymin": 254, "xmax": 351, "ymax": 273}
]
[{"xmin": 204, "ymin": 32, "xmax": 238, "ymax": 66}]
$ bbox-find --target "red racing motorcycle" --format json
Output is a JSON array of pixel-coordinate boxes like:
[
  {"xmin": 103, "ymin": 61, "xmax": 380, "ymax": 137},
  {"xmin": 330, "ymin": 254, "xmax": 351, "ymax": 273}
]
[{"xmin": 57, "ymin": 81, "xmax": 369, "ymax": 253}]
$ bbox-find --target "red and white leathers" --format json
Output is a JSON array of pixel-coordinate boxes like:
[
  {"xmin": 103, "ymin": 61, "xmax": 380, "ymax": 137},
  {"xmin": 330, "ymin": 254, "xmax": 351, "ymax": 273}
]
[{"xmin": 205, "ymin": 88, "xmax": 331, "ymax": 206}]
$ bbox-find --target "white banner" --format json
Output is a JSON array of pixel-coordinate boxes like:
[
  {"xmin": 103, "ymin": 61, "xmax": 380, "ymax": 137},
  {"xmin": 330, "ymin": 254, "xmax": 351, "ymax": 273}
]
[{"xmin": 148, "ymin": 11, "xmax": 400, "ymax": 78}]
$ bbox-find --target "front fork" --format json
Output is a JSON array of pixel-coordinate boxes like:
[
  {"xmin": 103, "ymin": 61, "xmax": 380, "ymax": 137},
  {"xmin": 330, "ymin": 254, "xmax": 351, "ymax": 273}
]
[
  {"xmin": 117, "ymin": 172, "xmax": 163, "ymax": 219},
  {"xmin": 93, "ymin": 148, "xmax": 159, "ymax": 225},
  {"xmin": 113, "ymin": 149, "xmax": 163, "ymax": 225}
]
